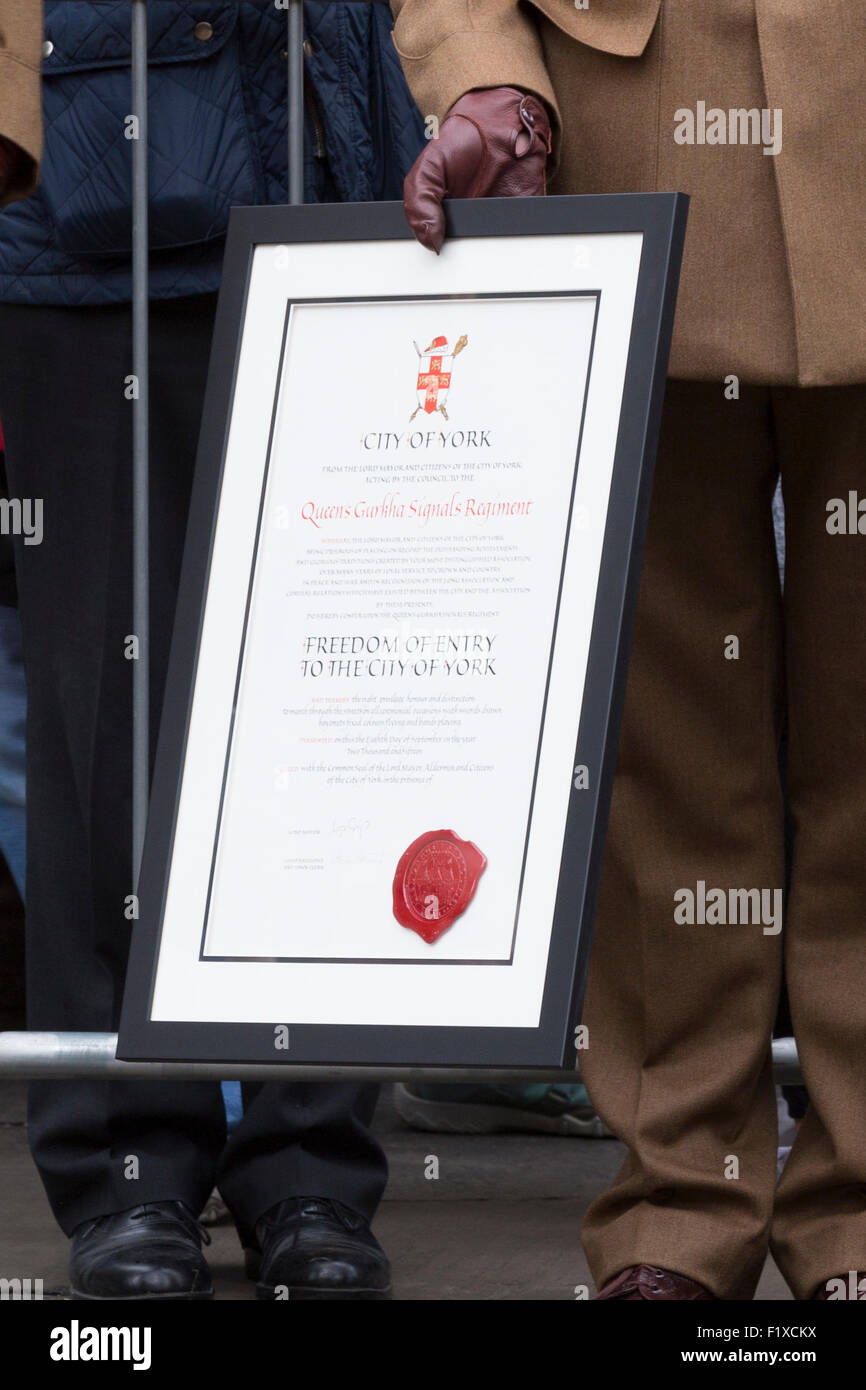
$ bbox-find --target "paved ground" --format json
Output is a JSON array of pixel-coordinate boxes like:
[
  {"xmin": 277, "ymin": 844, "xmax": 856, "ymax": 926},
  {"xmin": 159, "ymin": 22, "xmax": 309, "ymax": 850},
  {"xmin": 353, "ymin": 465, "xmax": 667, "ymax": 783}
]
[{"xmin": 0, "ymin": 1082, "xmax": 791, "ymax": 1300}]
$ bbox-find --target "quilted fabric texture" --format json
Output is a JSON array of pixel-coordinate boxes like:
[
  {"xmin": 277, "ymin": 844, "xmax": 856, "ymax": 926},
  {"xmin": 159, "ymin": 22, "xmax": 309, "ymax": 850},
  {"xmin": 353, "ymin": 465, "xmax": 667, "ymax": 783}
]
[{"xmin": 0, "ymin": 1, "xmax": 426, "ymax": 304}]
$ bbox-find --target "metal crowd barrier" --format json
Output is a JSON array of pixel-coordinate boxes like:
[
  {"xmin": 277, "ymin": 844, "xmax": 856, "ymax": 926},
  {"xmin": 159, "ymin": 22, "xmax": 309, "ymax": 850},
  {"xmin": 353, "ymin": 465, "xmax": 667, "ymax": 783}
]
[
  {"xmin": 0, "ymin": 1033, "xmax": 802, "ymax": 1084},
  {"xmin": 0, "ymin": 4, "xmax": 804, "ymax": 1088}
]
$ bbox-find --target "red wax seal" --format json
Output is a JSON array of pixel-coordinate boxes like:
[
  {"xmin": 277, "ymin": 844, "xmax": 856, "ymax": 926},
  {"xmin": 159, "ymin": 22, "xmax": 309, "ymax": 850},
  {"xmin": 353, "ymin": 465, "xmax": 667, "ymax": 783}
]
[{"xmin": 392, "ymin": 829, "xmax": 487, "ymax": 944}]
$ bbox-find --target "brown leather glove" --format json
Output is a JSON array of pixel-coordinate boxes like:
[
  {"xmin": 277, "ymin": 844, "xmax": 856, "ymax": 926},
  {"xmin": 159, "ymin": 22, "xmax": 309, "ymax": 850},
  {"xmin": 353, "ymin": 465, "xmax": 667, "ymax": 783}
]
[{"xmin": 403, "ymin": 87, "xmax": 552, "ymax": 254}]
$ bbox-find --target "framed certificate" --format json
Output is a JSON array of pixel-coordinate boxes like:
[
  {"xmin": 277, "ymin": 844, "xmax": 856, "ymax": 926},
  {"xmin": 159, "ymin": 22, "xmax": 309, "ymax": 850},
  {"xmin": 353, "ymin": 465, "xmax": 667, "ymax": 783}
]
[{"xmin": 119, "ymin": 193, "xmax": 687, "ymax": 1067}]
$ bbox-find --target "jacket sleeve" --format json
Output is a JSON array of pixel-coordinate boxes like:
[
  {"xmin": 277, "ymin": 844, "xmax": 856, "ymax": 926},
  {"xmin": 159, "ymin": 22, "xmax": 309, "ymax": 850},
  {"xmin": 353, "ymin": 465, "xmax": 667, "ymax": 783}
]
[
  {"xmin": 390, "ymin": 0, "xmax": 560, "ymax": 132},
  {"xmin": 0, "ymin": 0, "xmax": 43, "ymax": 205}
]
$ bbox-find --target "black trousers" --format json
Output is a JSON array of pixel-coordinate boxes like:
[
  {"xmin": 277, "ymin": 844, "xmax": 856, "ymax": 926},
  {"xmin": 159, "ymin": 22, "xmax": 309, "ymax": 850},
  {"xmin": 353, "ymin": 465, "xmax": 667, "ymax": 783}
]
[{"xmin": 0, "ymin": 296, "xmax": 387, "ymax": 1240}]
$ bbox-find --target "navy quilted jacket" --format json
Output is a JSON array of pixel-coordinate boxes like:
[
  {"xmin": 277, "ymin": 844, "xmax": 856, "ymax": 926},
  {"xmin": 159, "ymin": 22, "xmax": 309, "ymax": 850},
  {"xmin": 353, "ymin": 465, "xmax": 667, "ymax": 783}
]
[{"xmin": 0, "ymin": 1, "xmax": 425, "ymax": 304}]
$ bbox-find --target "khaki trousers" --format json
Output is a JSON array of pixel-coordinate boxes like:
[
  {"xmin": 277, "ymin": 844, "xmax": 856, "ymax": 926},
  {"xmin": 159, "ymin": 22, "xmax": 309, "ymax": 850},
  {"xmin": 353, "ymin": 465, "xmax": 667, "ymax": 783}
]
[{"xmin": 581, "ymin": 379, "xmax": 866, "ymax": 1300}]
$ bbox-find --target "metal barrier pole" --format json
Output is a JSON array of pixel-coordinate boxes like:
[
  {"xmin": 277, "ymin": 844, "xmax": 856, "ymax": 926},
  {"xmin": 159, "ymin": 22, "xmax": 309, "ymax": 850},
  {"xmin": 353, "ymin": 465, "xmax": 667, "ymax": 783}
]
[
  {"xmin": 287, "ymin": 0, "xmax": 305, "ymax": 204},
  {"xmin": 0, "ymin": 1033, "xmax": 803, "ymax": 1085},
  {"xmin": 131, "ymin": 0, "xmax": 149, "ymax": 886}
]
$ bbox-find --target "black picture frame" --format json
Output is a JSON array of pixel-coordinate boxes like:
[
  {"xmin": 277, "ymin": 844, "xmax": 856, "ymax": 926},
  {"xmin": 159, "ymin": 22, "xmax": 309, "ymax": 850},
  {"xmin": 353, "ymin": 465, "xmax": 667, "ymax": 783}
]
[{"xmin": 118, "ymin": 192, "xmax": 687, "ymax": 1068}]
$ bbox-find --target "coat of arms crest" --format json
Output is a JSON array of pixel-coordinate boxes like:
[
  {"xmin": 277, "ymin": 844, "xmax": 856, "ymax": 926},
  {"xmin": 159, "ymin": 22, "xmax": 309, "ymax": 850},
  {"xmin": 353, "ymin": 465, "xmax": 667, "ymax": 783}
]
[{"xmin": 410, "ymin": 334, "xmax": 469, "ymax": 421}]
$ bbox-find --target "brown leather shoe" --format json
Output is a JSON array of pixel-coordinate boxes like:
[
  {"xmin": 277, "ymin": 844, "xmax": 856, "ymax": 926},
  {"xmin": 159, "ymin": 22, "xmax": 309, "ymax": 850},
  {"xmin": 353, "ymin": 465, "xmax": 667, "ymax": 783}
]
[
  {"xmin": 596, "ymin": 1264, "xmax": 717, "ymax": 1300},
  {"xmin": 813, "ymin": 1271, "xmax": 866, "ymax": 1300}
]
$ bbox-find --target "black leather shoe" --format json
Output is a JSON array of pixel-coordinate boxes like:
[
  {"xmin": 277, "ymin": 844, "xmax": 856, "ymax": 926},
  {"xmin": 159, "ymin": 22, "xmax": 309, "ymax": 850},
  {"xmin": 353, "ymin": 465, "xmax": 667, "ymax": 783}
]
[
  {"xmin": 70, "ymin": 1201, "xmax": 214, "ymax": 1300},
  {"xmin": 247, "ymin": 1197, "xmax": 391, "ymax": 1300}
]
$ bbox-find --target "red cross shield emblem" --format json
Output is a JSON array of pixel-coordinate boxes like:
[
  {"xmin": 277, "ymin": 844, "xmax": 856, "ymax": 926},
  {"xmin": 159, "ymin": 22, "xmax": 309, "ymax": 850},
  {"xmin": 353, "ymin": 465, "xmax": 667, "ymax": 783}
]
[{"xmin": 410, "ymin": 334, "xmax": 468, "ymax": 422}]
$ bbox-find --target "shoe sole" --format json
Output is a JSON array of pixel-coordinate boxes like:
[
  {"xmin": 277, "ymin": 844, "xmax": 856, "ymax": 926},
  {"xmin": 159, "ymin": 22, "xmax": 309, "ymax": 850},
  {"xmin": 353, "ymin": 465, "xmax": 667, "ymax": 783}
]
[
  {"xmin": 392, "ymin": 1085, "xmax": 614, "ymax": 1138},
  {"xmin": 70, "ymin": 1286, "xmax": 214, "ymax": 1301},
  {"xmin": 255, "ymin": 1283, "xmax": 391, "ymax": 1300}
]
